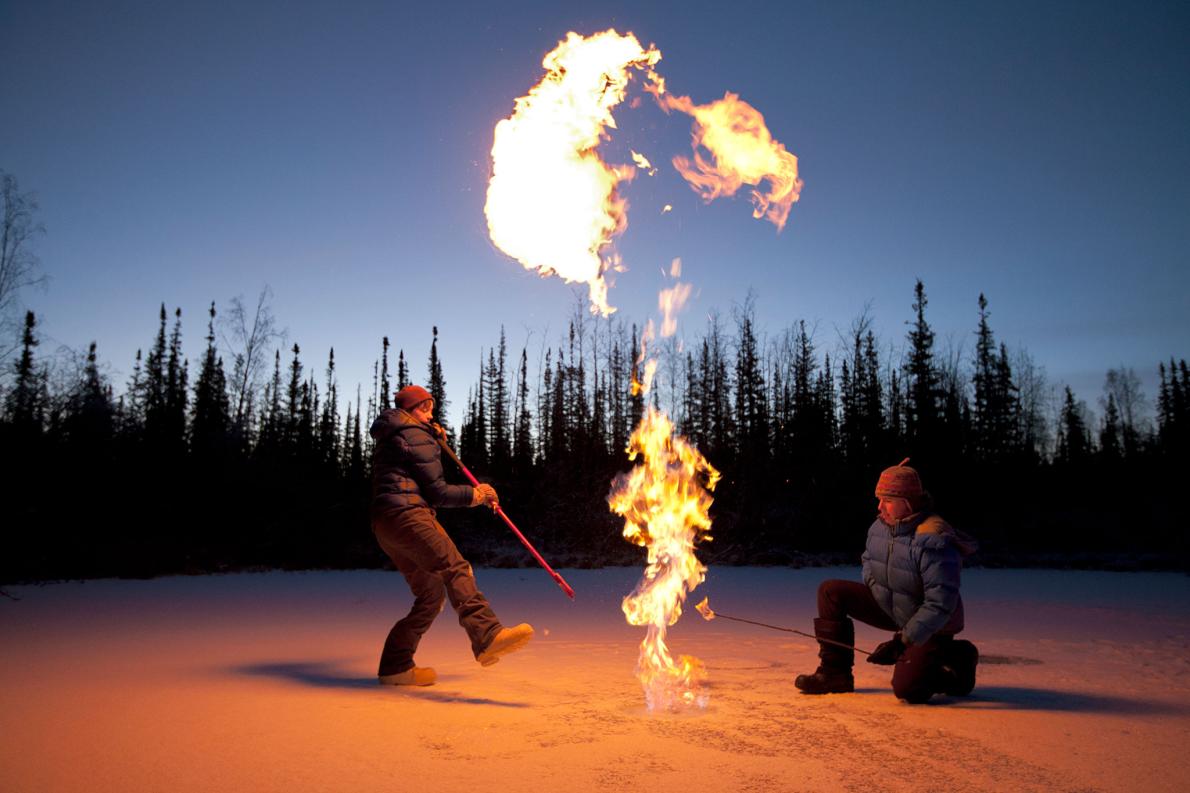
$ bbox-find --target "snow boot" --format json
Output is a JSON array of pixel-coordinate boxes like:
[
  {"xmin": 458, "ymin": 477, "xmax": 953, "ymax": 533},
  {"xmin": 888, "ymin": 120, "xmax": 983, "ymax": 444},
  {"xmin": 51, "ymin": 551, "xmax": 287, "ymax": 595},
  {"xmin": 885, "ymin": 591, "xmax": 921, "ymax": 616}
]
[
  {"xmin": 795, "ymin": 618, "xmax": 855, "ymax": 695},
  {"xmin": 940, "ymin": 639, "xmax": 978, "ymax": 696},
  {"xmin": 477, "ymin": 623, "xmax": 534, "ymax": 667},
  {"xmin": 379, "ymin": 666, "xmax": 437, "ymax": 686}
]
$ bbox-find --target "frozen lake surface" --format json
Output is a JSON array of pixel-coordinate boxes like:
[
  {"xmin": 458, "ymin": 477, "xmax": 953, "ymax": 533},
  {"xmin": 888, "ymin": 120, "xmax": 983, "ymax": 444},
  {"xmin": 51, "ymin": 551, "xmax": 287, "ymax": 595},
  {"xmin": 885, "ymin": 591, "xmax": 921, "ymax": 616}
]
[{"xmin": 2, "ymin": 566, "xmax": 1189, "ymax": 792}]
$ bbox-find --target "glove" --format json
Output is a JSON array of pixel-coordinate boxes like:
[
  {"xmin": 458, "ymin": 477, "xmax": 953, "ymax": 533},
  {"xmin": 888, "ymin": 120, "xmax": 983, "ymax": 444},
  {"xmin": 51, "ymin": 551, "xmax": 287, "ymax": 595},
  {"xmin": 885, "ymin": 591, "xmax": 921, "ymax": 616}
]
[
  {"xmin": 472, "ymin": 484, "xmax": 499, "ymax": 509},
  {"xmin": 867, "ymin": 634, "xmax": 906, "ymax": 665}
]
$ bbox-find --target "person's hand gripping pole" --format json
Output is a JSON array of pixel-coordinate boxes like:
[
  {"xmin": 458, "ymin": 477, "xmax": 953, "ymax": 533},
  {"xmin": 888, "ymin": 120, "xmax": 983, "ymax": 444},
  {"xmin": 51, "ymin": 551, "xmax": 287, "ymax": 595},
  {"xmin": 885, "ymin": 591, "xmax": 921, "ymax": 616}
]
[{"xmin": 432, "ymin": 424, "xmax": 575, "ymax": 600}]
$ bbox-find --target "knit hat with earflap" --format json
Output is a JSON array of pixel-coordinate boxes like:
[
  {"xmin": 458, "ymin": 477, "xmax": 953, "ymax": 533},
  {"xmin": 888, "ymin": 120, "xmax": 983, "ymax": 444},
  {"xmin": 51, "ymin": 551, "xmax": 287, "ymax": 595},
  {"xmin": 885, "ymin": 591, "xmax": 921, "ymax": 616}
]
[
  {"xmin": 875, "ymin": 457, "xmax": 925, "ymax": 505},
  {"xmin": 395, "ymin": 385, "xmax": 433, "ymax": 411}
]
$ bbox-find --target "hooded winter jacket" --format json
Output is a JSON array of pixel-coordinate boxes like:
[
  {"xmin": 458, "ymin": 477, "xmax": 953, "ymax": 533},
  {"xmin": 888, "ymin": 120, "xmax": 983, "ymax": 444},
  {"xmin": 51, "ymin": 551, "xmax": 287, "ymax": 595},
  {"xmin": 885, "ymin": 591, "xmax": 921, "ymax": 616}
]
[
  {"xmin": 861, "ymin": 512, "xmax": 965, "ymax": 646},
  {"xmin": 370, "ymin": 408, "xmax": 473, "ymax": 517}
]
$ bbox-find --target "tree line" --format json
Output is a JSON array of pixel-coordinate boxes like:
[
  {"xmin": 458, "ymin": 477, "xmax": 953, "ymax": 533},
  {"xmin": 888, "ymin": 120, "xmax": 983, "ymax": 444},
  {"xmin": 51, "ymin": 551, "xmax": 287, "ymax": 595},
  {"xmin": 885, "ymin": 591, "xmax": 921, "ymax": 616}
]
[{"xmin": 1, "ymin": 281, "xmax": 1187, "ymax": 583}]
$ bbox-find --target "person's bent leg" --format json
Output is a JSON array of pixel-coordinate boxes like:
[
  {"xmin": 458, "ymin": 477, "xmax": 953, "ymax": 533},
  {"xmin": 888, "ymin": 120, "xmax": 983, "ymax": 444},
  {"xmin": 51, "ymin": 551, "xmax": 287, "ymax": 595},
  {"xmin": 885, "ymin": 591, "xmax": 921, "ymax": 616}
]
[
  {"xmin": 892, "ymin": 635, "xmax": 952, "ymax": 703},
  {"xmin": 376, "ymin": 563, "xmax": 446, "ymax": 677},
  {"xmin": 377, "ymin": 509, "xmax": 503, "ymax": 659},
  {"xmin": 797, "ymin": 580, "xmax": 900, "ymax": 695},
  {"xmin": 940, "ymin": 638, "xmax": 979, "ymax": 696},
  {"xmin": 817, "ymin": 579, "xmax": 899, "ymax": 629}
]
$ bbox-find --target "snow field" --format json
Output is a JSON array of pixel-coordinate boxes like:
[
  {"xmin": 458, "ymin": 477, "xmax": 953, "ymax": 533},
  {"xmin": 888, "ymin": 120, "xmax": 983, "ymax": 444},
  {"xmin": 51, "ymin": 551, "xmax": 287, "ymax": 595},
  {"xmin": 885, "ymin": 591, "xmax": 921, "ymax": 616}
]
[{"xmin": 2, "ymin": 567, "xmax": 1188, "ymax": 792}]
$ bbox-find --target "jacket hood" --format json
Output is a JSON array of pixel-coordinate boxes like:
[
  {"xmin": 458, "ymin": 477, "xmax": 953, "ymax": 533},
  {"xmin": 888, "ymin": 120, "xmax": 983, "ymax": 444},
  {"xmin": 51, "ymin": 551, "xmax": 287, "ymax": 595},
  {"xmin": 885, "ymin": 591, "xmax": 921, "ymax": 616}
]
[
  {"xmin": 877, "ymin": 511, "xmax": 978, "ymax": 557},
  {"xmin": 914, "ymin": 514, "xmax": 980, "ymax": 557},
  {"xmin": 370, "ymin": 408, "xmax": 430, "ymax": 443}
]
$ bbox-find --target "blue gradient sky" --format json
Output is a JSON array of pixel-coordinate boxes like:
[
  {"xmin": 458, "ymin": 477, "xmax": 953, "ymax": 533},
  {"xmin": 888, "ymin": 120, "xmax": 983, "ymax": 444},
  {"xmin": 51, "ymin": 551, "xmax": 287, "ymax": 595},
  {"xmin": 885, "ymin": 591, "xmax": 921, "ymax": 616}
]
[{"xmin": 2, "ymin": 0, "xmax": 1187, "ymax": 429}]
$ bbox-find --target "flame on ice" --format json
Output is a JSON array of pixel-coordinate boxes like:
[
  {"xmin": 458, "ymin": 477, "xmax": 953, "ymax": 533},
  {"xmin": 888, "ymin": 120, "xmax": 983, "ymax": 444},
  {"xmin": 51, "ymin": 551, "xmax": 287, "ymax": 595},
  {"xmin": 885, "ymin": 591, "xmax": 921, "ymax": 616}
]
[
  {"xmin": 484, "ymin": 30, "xmax": 661, "ymax": 315},
  {"xmin": 609, "ymin": 407, "xmax": 721, "ymax": 711},
  {"xmin": 656, "ymin": 90, "xmax": 803, "ymax": 231}
]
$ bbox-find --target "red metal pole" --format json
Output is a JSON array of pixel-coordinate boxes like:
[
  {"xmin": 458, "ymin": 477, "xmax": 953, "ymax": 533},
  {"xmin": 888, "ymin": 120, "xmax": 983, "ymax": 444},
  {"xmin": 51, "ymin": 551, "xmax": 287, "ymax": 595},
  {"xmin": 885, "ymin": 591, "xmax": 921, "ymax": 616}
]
[{"xmin": 433, "ymin": 427, "xmax": 575, "ymax": 600}]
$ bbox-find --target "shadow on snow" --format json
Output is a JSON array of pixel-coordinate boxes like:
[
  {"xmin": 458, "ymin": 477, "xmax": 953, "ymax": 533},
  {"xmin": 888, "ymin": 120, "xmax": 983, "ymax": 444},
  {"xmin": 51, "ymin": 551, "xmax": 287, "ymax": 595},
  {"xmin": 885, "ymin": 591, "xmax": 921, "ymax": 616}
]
[
  {"xmin": 230, "ymin": 661, "xmax": 530, "ymax": 708},
  {"xmin": 949, "ymin": 686, "xmax": 1189, "ymax": 715}
]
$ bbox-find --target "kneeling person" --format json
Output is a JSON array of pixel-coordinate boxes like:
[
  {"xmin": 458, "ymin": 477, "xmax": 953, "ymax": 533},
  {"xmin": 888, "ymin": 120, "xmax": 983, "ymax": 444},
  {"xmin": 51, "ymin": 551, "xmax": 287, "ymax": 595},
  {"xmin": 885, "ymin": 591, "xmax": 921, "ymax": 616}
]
[{"xmin": 795, "ymin": 459, "xmax": 978, "ymax": 703}]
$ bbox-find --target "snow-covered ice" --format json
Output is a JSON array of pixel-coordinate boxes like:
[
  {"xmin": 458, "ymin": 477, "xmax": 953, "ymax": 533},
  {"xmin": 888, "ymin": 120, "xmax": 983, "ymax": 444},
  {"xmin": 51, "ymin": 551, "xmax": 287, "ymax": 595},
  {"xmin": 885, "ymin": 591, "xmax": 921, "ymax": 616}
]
[{"xmin": 2, "ymin": 566, "xmax": 1189, "ymax": 792}]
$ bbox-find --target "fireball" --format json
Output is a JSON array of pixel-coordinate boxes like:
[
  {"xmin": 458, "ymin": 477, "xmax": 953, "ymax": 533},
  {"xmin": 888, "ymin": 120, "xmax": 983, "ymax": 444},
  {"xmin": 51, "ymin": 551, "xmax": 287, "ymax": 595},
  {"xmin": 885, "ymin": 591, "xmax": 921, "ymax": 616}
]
[{"xmin": 484, "ymin": 30, "xmax": 661, "ymax": 315}]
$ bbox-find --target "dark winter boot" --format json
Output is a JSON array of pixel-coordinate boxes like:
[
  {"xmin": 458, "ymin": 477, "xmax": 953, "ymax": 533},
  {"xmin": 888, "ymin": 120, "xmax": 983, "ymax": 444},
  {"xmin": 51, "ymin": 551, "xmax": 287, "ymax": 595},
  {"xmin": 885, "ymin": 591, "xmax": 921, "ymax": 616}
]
[
  {"xmin": 940, "ymin": 639, "xmax": 978, "ymax": 696},
  {"xmin": 795, "ymin": 618, "xmax": 855, "ymax": 695}
]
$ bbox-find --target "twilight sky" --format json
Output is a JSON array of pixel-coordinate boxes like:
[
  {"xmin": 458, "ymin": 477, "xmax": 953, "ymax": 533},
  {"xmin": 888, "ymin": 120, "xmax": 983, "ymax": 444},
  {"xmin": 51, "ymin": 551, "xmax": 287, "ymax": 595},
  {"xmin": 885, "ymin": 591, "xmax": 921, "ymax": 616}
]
[{"xmin": 2, "ymin": 0, "xmax": 1187, "ymax": 430}]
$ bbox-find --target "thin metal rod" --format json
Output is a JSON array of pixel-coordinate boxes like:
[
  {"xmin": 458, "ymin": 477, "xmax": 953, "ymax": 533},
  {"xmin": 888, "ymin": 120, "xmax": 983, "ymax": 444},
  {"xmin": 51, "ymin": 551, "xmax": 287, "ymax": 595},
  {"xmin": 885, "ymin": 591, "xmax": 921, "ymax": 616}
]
[
  {"xmin": 432, "ymin": 426, "xmax": 575, "ymax": 600},
  {"xmin": 711, "ymin": 611, "xmax": 872, "ymax": 656}
]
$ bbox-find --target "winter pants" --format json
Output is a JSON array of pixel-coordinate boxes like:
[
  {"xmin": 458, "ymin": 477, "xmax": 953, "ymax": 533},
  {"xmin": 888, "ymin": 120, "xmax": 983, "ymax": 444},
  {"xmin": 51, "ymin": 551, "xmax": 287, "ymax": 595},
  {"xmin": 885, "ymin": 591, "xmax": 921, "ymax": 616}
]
[
  {"xmin": 817, "ymin": 578, "xmax": 963, "ymax": 703},
  {"xmin": 372, "ymin": 508, "xmax": 502, "ymax": 676}
]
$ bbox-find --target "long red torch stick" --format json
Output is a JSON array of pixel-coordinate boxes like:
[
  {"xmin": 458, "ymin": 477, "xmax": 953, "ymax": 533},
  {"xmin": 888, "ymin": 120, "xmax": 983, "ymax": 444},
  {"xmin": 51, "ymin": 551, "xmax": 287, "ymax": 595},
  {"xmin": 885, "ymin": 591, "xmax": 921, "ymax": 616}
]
[{"xmin": 433, "ymin": 427, "xmax": 575, "ymax": 600}]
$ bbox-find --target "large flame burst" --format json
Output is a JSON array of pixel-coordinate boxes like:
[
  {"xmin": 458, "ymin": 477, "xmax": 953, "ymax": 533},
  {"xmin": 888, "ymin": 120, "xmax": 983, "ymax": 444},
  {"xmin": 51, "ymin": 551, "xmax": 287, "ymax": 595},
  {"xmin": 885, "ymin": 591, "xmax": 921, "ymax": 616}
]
[
  {"xmin": 609, "ymin": 407, "xmax": 720, "ymax": 711},
  {"xmin": 485, "ymin": 30, "xmax": 660, "ymax": 315},
  {"xmin": 485, "ymin": 29, "xmax": 802, "ymax": 317}
]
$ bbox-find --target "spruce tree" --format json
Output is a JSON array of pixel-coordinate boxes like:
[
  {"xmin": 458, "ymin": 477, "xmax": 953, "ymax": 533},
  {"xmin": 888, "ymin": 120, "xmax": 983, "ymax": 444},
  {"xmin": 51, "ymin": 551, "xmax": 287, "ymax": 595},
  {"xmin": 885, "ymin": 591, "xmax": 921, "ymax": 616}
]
[
  {"xmin": 549, "ymin": 347, "xmax": 568, "ymax": 463},
  {"xmin": 256, "ymin": 349, "xmax": 284, "ymax": 460},
  {"xmin": 904, "ymin": 280, "xmax": 940, "ymax": 455},
  {"xmin": 427, "ymin": 326, "xmax": 450, "ymax": 437},
  {"xmin": 707, "ymin": 314, "xmax": 734, "ymax": 462},
  {"xmin": 972, "ymin": 294, "xmax": 995, "ymax": 461},
  {"xmin": 380, "ymin": 337, "xmax": 392, "ymax": 411},
  {"xmin": 733, "ymin": 304, "xmax": 768, "ymax": 463},
  {"xmin": 345, "ymin": 387, "xmax": 365, "ymax": 483},
  {"xmin": 538, "ymin": 349, "xmax": 553, "ymax": 461},
  {"xmin": 285, "ymin": 344, "xmax": 304, "ymax": 450},
  {"xmin": 473, "ymin": 353, "xmax": 489, "ymax": 467},
  {"xmin": 817, "ymin": 353, "xmax": 838, "ymax": 457},
  {"xmin": 1100, "ymin": 393, "xmax": 1122, "ymax": 461},
  {"xmin": 142, "ymin": 304, "xmax": 169, "ymax": 449},
  {"xmin": 488, "ymin": 328, "xmax": 510, "ymax": 470},
  {"xmin": 122, "ymin": 349, "xmax": 145, "ymax": 442},
  {"xmin": 1057, "ymin": 386, "xmax": 1091, "ymax": 465},
  {"xmin": 790, "ymin": 320, "xmax": 819, "ymax": 460},
  {"xmin": 318, "ymin": 349, "xmax": 341, "ymax": 472},
  {"xmin": 64, "ymin": 342, "xmax": 115, "ymax": 450},
  {"xmin": 5, "ymin": 311, "xmax": 44, "ymax": 433},
  {"xmin": 970, "ymin": 295, "xmax": 1021, "ymax": 463},
  {"xmin": 397, "ymin": 350, "xmax": 410, "ymax": 390},
  {"xmin": 513, "ymin": 347, "xmax": 533, "ymax": 471},
  {"xmin": 165, "ymin": 307, "xmax": 188, "ymax": 455},
  {"xmin": 190, "ymin": 302, "xmax": 230, "ymax": 460}
]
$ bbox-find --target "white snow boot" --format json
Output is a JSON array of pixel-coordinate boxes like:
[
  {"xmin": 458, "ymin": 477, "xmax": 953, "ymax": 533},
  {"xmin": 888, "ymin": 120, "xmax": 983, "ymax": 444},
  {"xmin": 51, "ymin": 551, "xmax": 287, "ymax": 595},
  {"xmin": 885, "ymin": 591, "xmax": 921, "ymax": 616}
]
[
  {"xmin": 477, "ymin": 623, "xmax": 534, "ymax": 667},
  {"xmin": 379, "ymin": 666, "xmax": 437, "ymax": 686}
]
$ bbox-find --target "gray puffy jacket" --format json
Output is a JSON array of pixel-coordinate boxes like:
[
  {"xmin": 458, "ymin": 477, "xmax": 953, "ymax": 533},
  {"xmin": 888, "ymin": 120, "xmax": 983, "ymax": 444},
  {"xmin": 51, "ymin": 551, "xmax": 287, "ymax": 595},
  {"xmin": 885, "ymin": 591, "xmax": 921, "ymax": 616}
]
[
  {"xmin": 370, "ymin": 408, "xmax": 473, "ymax": 517},
  {"xmin": 861, "ymin": 512, "xmax": 966, "ymax": 646}
]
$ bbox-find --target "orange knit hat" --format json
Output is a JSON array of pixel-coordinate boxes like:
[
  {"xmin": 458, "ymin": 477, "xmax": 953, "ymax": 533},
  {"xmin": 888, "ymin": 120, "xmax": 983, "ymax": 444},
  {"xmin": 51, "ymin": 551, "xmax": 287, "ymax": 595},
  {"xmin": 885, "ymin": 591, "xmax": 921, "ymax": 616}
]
[
  {"xmin": 875, "ymin": 457, "xmax": 925, "ymax": 502},
  {"xmin": 395, "ymin": 385, "xmax": 433, "ymax": 410}
]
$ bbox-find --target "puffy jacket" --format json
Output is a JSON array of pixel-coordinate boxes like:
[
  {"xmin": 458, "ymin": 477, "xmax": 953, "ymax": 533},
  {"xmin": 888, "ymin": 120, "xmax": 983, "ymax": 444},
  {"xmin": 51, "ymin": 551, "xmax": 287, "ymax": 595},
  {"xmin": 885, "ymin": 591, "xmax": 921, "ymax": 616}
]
[
  {"xmin": 370, "ymin": 408, "xmax": 473, "ymax": 517},
  {"xmin": 861, "ymin": 512, "xmax": 965, "ymax": 646}
]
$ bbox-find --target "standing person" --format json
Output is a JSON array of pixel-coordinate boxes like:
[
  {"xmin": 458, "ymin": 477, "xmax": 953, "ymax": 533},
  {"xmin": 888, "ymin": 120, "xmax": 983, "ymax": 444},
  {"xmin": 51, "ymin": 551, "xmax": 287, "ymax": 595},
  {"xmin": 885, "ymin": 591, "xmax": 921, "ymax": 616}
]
[
  {"xmin": 370, "ymin": 384, "xmax": 533, "ymax": 686},
  {"xmin": 794, "ymin": 459, "xmax": 979, "ymax": 703}
]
